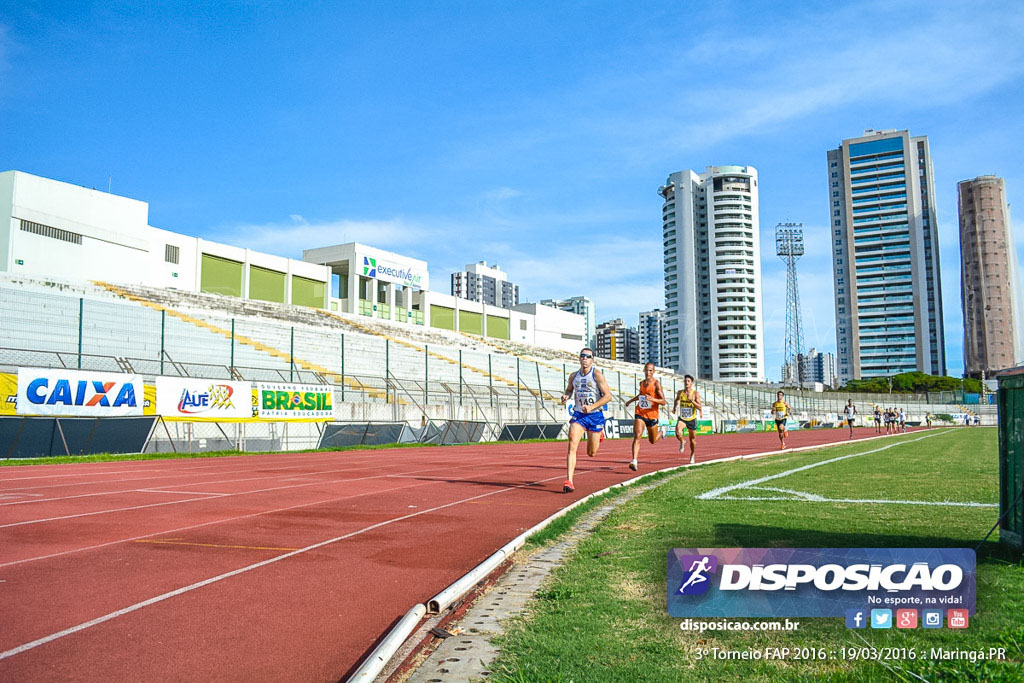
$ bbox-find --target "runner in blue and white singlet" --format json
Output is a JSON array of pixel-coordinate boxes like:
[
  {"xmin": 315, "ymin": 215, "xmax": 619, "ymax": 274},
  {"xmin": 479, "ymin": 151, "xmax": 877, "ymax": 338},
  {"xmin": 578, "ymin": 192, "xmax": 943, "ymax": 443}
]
[{"xmin": 559, "ymin": 348, "xmax": 612, "ymax": 494}]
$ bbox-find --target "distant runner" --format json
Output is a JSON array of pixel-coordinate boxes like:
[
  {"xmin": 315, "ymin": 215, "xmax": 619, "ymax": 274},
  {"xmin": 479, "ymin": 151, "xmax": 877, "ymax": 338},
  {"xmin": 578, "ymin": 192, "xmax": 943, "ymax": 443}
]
[
  {"xmin": 874, "ymin": 407, "xmax": 882, "ymax": 434},
  {"xmin": 771, "ymin": 390, "xmax": 792, "ymax": 449},
  {"xmin": 623, "ymin": 362, "xmax": 666, "ymax": 472},
  {"xmin": 844, "ymin": 399, "xmax": 856, "ymax": 439},
  {"xmin": 559, "ymin": 348, "xmax": 612, "ymax": 493},
  {"xmin": 672, "ymin": 375, "xmax": 703, "ymax": 464}
]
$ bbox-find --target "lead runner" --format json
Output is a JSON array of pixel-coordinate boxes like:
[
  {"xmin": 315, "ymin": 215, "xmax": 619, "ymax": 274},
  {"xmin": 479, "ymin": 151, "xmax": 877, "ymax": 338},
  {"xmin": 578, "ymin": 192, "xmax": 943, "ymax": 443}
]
[{"xmin": 559, "ymin": 347, "xmax": 612, "ymax": 493}]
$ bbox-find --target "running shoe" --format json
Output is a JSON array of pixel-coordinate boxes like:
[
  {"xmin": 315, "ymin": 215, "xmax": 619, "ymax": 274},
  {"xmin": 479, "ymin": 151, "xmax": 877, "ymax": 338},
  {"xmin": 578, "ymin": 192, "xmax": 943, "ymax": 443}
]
[
  {"xmin": 562, "ymin": 479, "xmax": 575, "ymax": 493},
  {"xmin": 629, "ymin": 460, "xmax": 638, "ymax": 471},
  {"xmin": 688, "ymin": 453, "xmax": 695, "ymax": 465}
]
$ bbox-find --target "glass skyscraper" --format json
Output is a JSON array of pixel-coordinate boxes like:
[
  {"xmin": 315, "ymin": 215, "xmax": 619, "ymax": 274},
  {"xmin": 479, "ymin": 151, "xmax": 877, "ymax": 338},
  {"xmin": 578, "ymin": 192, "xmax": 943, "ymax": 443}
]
[{"xmin": 828, "ymin": 130, "xmax": 946, "ymax": 383}]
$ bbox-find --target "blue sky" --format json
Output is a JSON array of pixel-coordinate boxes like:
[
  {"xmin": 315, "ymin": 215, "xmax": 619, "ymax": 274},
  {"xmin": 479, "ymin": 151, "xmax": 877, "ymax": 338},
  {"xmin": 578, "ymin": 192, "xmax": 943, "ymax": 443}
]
[{"xmin": 2, "ymin": 1, "xmax": 1023, "ymax": 379}]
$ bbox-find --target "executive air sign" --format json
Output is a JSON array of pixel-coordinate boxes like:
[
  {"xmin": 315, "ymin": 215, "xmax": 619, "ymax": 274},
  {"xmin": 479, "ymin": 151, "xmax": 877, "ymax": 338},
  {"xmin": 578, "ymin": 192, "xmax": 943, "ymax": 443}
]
[
  {"xmin": 667, "ymin": 548, "xmax": 975, "ymax": 618},
  {"xmin": 362, "ymin": 256, "xmax": 425, "ymax": 288},
  {"xmin": 17, "ymin": 368, "xmax": 144, "ymax": 416}
]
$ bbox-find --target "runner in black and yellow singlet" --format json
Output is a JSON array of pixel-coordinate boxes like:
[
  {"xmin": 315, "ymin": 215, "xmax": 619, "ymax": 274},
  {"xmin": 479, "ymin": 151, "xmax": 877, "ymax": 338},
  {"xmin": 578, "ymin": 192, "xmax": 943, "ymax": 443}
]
[
  {"xmin": 771, "ymin": 390, "xmax": 792, "ymax": 449},
  {"xmin": 672, "ymin": 374, "xmax": 703, "ymax": 464}
]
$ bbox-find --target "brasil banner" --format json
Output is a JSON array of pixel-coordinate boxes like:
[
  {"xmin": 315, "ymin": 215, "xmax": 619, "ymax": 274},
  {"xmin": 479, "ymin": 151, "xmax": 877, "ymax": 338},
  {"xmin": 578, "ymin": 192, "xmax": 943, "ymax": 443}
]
[{"xmin": 254, "ymin": 382, "xmax": 333, "ymax": 421}]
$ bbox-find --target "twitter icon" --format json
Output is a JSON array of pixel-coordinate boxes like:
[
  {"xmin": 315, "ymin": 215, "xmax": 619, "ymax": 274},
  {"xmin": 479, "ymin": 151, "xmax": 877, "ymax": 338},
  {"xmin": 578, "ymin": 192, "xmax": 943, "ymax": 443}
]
[{"xmin": 870, "ymin": 609, "xmax": 892, "ymax": 629}]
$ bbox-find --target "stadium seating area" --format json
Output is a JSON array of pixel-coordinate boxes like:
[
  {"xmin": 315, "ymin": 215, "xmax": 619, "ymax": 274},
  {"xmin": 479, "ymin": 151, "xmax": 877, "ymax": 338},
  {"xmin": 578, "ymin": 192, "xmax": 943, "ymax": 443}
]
[{"xmin": 0, "ymin": 273, "xmax": 987, "ymax": 427}]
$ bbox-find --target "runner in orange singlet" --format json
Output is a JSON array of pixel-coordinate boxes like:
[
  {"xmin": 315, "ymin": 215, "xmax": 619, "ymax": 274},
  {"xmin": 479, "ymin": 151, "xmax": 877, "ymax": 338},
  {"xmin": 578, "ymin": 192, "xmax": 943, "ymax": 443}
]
[{"xmin": 623, "ymin": 362, "xmax": 666, "ymax": 472}]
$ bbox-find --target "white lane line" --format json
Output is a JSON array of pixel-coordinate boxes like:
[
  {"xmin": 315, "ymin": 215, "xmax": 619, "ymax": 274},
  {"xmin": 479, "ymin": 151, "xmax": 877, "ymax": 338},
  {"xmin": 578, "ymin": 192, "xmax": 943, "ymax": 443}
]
[
  {"xmin": 697, "ymin": 431, "xmax": 947, "ymax": 501},
  {"xmin": 0, "ymin": 469, "xmax": 566, "ymax": 662},
  {"xmin": 136, "ymin": 490, "xmax": 229, "ymax": 497},
  {"xmin": 0, "ymin": 454, "xmax": 507, "ymax": 518},
  {"xmin": 0, "ymin": 457, "xmax": 575, "ymax": 567},
  {"xmin": 712, "ymin": 495, "xmax": 997, "ymax": 508},
  {"xmin": 0, "ymin": 452, "xmax": 470, "ymax": 497}
]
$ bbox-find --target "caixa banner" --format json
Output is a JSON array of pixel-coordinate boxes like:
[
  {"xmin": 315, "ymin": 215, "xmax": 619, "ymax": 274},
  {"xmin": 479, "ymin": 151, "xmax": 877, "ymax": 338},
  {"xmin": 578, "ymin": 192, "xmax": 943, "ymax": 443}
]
[
  {"xmin": 17, "ymin": 368, "xmax": 144, "ymax": 417},
  {"xmin": 155, "ymin": 378, "xmax": 252, "ymax": 420},
  {"xmin": 667, "ymin": 548, "xmax": 975, "ymax": 618}
]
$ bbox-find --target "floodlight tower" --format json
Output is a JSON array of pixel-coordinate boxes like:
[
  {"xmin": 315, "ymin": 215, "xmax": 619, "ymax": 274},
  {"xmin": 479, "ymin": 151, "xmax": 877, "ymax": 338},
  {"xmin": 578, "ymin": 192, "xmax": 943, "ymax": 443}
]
[{"xmin": 776, "ymin": 223, "xmax": 805, "ymax": 386}]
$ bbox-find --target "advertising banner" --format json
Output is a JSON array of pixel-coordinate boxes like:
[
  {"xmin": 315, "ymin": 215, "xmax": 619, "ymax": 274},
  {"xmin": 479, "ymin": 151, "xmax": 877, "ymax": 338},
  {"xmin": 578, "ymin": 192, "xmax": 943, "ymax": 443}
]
[
  {"xmin": 1, "ymin": 372, "xmax": 17, "ymax": 416},
  {"xmin": 668, "ymin": 548, "xmax": 975, "ymax": 618},
  {"xmin": 254, "ymin": 382, "xmax": 333, "ymax": 421},
  {"xmin": 156, "ymin": 378, "xmax": 252, "ymax": 420},
  {"xmin": 16, "ymin": 368, "xmax": 144, "ymax": 417}
]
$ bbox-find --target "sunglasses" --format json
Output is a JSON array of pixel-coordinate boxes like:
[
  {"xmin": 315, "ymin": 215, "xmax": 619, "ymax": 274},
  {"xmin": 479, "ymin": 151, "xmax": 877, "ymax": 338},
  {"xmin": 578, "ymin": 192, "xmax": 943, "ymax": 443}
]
[{"xmin": 579, "ymin": 353, "xmax": 593, "ymax": 359}]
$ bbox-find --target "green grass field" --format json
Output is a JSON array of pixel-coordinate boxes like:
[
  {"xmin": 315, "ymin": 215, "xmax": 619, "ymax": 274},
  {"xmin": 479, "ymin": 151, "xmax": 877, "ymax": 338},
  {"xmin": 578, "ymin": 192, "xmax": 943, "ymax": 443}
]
[{"xmin": 492, "ymin": 428, "xmax": 1023, "ymax": 682}]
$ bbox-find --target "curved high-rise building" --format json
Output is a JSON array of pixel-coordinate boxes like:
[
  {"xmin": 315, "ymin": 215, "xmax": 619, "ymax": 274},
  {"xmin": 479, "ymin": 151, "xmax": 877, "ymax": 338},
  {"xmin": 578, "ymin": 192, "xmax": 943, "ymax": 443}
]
[
  {"xmin": 658, "ymin": 165, "xmax": 765, "ymax": 381},
  {"xmin": 959, "ymin": 175, "xmax": 1024, "ymax": 377}
]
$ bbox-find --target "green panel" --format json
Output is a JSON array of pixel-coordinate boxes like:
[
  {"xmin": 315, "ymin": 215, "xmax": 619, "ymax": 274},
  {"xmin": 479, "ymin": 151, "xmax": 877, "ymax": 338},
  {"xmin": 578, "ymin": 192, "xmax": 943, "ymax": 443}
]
[
  {"xmin": 359, "ymin": 300, "xmax": 373, "ymax": 316},
  {"xmin": 291, "ymin": 275, "xmax": 325, "ymax": 308},
  {"xmin": 377, "ymin": 304, "xmax": 390, "ymax": 319},
  {"xmin": 249, "ymin": 266, "xmax": 286, "ymax": 303},
  {"xmin": 430, "ymin": 305, "xmax": 455, "ymax": 330},
  {"xmin": 486, "ymin": 314, "xmax": 510, "ymax": 340},
  {"xmin": 999, "ymin": 377, "xmax": 1024, "ymax": 545},
  {"xmin": 459, "ymin": 310, "xmax": 483, "ymax": 335},
  {"xmin": 200, "ymin": 254, "xmax": 243, "ymax": 297}
]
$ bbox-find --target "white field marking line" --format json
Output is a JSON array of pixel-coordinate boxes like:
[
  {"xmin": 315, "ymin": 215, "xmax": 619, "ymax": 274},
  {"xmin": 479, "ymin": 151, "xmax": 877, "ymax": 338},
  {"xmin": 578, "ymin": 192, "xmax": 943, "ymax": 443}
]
[
  {"xmin": 0, "ymin": 457, "xmax": 533, "ymax": 529},
  {"xmin": 0, "ymin": 453, "xmax": 499, "ymax": 506},
  {"xmin": 712, "ymin": 495, "xmax": 997, "ymax": 508},
  {"xmin": 697, "ymin": 430, "xmax": 948, "ymax": 500},
  {"xmin": 746, "ymin": 486, "xmax": 824, "ymax": 500},
  {"xmin": 0, "ymin": 469, "xmax": 569, "ymax": 662}
]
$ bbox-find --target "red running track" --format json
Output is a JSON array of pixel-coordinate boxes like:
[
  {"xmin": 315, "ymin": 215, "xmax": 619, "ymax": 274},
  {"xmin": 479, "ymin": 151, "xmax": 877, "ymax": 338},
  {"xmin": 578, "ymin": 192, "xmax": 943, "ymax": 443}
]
[{"xmin": 0, "ymin": 427, "xmax": 910, "ymax": 680}]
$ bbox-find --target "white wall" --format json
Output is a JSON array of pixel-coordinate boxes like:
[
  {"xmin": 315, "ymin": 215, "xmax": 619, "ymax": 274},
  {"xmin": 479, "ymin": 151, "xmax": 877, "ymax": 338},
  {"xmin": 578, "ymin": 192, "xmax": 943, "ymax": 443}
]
[{"xmin": 0, "ymin": 171, "xmax": 328, "ymax": 305}]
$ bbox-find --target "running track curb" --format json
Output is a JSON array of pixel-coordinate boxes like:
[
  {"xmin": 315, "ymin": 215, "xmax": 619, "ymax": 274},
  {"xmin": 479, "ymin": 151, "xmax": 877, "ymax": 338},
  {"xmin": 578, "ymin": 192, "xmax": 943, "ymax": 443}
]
[{"xmin": 346, "ymin": 428, "xmax": 938, "ymax": 681}]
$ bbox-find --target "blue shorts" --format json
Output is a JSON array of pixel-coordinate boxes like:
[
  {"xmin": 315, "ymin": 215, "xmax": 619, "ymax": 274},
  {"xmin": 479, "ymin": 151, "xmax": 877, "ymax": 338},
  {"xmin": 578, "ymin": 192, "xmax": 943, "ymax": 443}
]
[{"xmin": 570, "ymin": 410, "xmax": 606, "ymax": 433}]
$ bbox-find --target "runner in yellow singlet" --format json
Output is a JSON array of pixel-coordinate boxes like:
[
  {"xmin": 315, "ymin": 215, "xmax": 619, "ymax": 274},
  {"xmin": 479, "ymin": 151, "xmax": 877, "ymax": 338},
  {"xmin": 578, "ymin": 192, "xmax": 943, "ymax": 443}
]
[
  {"xmin": 672, "ymin": 374, "xmax": 703, "ymax": 464},
  {"xmin": 771, "ymin": 390, "xmax": 792, "ymax": 449}
]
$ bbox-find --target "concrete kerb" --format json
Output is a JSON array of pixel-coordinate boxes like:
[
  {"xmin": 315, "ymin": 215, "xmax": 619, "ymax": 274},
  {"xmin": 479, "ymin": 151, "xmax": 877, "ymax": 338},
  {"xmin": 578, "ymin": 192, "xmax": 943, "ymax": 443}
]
[{"xmin": 346, "ymin": 428, "xmax": 936, "ymax": 682}]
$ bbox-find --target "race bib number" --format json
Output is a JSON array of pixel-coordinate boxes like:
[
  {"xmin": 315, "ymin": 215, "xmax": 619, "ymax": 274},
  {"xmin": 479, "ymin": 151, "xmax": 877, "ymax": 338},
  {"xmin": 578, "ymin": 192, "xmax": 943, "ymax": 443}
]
[
  {"xmin": 637, "ymin": 395, "xmax": 651, "ymax": 409},
  {"xmin": 679, "ymin": 407, "xmax": 694, "ymax": 419},
  {"xmin": 775, "ymin": 410, "xmax": 786, "ymax": 420}
]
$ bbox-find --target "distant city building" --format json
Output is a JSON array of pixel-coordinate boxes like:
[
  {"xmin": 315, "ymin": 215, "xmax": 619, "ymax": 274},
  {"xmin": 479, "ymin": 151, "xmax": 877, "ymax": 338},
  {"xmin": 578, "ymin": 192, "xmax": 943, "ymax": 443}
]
[
  {"xmin": 595, "ymin": 318, "xmax": 639, "ymax": 363},
  {"xmin": 659, "ymin": 165, "xmax": 765, "ymax": 382},
  {"xmin": 638, "ymin": 309, "xmax": 666, "ymax": 366},
  {"xmin": 451, "ymin": 261, "xmax": 519, "ymax": 309},
  {"xmin": 541, "ymin": 296, "xmax": 596, "ymax": 348},
  {"xmin": 958, "ymin": 175, "xmax": 1024, "ymax": 377},
  {"xmin": 781, "ymin": 348, "xmax": 836, "ymax": 388},
  {"xmin": 828, "ymin": 129, "xmax": 946, "ymax": 383}
]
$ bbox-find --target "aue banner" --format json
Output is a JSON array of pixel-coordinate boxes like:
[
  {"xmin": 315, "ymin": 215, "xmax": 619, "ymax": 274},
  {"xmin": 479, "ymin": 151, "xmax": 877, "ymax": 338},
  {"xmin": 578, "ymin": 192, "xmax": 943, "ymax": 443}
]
[
  {"xmin": 667, "ymin": 548, "xmax": 975, "ymax": 618},
  {"xmin": 155, "ymin": 378, "xmax": 252, "ymax": 420},
  {"xmin": 16, "ymin": 368, "xmax": 144, "ymax": 417}
]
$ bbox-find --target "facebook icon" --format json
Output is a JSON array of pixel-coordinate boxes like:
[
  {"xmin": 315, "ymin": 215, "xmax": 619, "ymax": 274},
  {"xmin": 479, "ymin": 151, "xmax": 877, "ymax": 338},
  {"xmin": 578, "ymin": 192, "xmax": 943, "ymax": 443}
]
[{"xmin": 845, "ymin": 608, "xmax": 867, "ymax": 629}]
